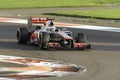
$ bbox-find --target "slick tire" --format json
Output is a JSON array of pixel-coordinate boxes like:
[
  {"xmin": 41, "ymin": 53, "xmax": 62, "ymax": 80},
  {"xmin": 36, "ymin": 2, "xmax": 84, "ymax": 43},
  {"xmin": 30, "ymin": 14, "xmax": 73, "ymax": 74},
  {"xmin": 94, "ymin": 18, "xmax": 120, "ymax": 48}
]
[
  {"xmin": 77, "ymin": 33, "xmax": 86, "ymax": 43},
  {"xmin": 40, "ymin": 32, "xmax": 50, "ymax": 49},
  {"xmin": 17, "ymin": 28, "xmax": 29, "ymax": 44}
]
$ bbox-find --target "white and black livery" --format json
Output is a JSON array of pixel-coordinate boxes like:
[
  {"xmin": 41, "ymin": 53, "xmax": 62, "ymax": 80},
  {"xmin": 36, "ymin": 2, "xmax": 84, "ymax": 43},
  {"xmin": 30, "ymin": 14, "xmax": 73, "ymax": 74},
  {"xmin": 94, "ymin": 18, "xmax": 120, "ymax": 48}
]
[{"xmin": 17, "ymin": 17, "xmax": 91, "ymax": 50}]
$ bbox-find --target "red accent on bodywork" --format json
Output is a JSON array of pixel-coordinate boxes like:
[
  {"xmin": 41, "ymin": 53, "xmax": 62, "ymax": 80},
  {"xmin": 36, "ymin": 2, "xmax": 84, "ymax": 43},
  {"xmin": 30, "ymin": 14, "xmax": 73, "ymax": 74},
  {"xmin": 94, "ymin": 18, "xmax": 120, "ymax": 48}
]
[
  {"xmin": 48, "ymin": 43, "xmax": 61, "ymax": 48},
  {"xmin": 31, "ymin": 18, "xmax": 54, "ymax": 24},
  {"xmin": 31, "ymin": 31, "xmax": 38, "ymax": 39},
  {"xmin": 74, "ymin": 43, "xmax": 85, "ymax": 48}
]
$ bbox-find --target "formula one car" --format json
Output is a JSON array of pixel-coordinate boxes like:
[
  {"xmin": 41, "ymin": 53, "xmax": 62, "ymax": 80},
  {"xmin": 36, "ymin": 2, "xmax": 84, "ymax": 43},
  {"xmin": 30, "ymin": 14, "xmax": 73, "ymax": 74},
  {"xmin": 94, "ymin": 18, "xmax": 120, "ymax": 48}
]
[{"xmin": 17, "ymin": 17, "xmax": 91, "ymax": 50}]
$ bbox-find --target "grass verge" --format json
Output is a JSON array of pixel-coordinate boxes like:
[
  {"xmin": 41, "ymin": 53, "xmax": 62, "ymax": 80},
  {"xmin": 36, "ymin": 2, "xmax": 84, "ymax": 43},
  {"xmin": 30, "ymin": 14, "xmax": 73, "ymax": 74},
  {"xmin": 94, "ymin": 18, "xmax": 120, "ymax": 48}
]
[
  {"xmin": 0, "ymin": 0, "xmax": 120, "ymax": 9},
  {"xmin": 44, "ymin": 9, "xmax": 120, "ymax": 20}
]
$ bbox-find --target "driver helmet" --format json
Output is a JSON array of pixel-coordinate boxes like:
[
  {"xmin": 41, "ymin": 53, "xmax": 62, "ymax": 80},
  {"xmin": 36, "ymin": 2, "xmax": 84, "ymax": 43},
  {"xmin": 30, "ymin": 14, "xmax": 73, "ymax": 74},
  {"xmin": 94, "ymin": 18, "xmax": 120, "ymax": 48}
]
[{"xmin": 46, "ymin": 20, "xmax": 54, "ymax": 27}]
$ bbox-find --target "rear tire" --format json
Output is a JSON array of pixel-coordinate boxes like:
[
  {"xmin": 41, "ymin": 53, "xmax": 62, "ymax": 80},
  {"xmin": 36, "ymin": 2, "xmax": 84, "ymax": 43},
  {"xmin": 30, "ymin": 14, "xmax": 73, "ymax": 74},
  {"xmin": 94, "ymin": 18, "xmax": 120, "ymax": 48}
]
[
  {"xmin": 77, "ymin": 33, "xmax": 86, "ymax": 43},
  {"xmin": 17, "ymin": 28, "xmax": 29, "ymax": 44}
]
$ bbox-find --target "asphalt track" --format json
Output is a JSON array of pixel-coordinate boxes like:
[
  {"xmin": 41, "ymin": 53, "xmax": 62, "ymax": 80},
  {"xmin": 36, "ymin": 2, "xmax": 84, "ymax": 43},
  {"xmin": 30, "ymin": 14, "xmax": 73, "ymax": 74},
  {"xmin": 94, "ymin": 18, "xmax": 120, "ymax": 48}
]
[{"xmin": 0, "ymin": 22, "xmax": 120, "ymax": 80}]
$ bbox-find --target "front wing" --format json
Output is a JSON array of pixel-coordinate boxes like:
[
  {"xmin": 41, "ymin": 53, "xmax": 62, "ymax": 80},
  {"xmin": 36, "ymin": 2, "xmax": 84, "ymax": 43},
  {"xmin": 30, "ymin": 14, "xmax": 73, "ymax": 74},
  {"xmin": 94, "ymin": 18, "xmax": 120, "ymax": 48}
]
[{"xmin": 47, "ymin": 42, "xmax": 91, "ymax": 50}]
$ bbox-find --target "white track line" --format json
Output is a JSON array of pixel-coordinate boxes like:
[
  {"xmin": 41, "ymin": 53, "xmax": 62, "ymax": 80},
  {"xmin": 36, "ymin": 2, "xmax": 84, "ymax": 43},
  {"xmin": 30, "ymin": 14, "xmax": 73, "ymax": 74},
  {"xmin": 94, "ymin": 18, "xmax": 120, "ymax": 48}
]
[
  {"xmin": 0, "ymin": 17, "xmax": 27, "ymax": 24},
  {"xmin": 66, "ymin": 25, "xmax": 120, "ymax": 32},
  {"xmin": 0, "ymin": 17, "xmax": 120, "ymax": 32}
]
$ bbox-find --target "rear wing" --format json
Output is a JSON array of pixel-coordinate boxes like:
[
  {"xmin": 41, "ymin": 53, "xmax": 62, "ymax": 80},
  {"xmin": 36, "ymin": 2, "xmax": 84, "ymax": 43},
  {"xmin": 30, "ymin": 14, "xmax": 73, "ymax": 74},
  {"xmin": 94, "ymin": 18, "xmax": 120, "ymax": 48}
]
[
  {"xmin": 27, "ymin": 17, "xmax": 80, "ymax": 31},
  {"xmin": 28, "ymin": 17, "xmax": 54, "ymax": 30}
]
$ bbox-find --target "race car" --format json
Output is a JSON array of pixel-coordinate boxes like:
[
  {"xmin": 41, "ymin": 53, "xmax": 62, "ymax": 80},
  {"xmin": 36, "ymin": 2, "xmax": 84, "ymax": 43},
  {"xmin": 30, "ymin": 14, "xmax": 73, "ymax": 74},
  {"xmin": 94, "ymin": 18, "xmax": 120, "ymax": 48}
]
[{"xmin": 17, "ymin": 17, "xmax": 91, "ymax": 50}]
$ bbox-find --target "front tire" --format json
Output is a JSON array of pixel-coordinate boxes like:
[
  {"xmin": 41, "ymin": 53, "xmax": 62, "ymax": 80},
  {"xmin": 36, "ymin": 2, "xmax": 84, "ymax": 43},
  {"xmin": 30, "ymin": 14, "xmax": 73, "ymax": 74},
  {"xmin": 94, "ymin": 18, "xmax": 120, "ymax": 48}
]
[
  {"xmin": 76, "ymin": 33, "xmax": 86, "ymax": 50},
  {"xmin": 39, "ymin": 32, "xmax": 50, "ymax": 49},
  {"xmin": 76, "ymin": 33, "xmax": 86, "ymax": 43}
]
